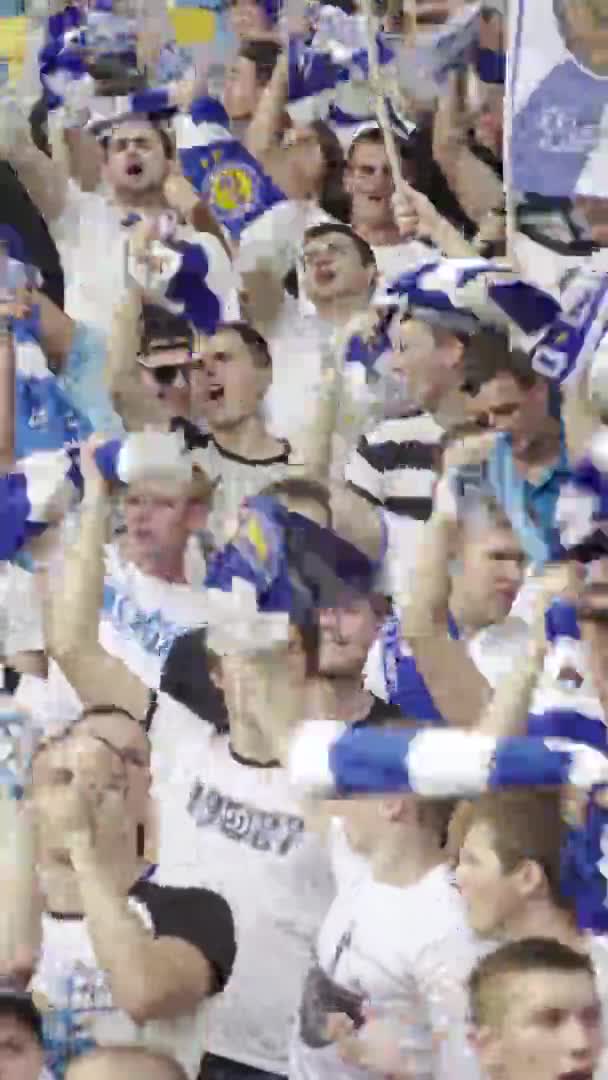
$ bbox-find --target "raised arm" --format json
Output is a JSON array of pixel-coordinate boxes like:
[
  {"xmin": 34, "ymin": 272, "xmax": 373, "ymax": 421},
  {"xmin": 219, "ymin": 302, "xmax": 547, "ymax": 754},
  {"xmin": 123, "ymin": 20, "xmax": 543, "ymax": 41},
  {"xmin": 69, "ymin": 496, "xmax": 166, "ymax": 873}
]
[
  {"xmin": 290, "ymin": 337, "xmax": 384, "ymax": 561},
  {"xmin": 106, "ymin": 286, "xmax": 165, "ymax": 431},
  {"xmin": 45, "ymin": 437, "xmax": 149, "ymax": 721},
  {"xmin": 399, "ymin": 509, "xmax": 491, "ymax": 728},
  {"xmin": 245, "ymin": 50, "xmax": 288, "ymax": 159},
  {"xmin": 0, "ymin": 102, "xmax": 68, "ymax": 224},
  {"xmin": 0, "ymin": 709, "xmax": 42, "ymax": 986},
  {"xmin": 432, "ymin": 71, "xmax": 503, "ymax": 227},
  {"xmin": 477, "ymin": 585, "xmax": 547, "ymax": 737}
]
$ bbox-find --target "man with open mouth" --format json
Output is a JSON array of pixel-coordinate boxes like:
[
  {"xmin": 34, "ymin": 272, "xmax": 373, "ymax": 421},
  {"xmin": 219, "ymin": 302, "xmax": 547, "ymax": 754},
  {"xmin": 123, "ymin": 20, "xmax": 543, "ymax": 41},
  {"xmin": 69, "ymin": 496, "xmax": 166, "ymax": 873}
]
[{"xmin": 172, "ymin": 320, "xmax": 292, "ymax": 545}]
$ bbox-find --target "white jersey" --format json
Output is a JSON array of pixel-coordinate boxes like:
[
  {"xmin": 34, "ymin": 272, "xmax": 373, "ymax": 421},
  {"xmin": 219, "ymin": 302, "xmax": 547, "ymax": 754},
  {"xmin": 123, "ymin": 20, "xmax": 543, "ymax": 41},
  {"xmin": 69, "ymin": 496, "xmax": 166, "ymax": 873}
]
[
  {"xmin": 150, "ymin": 694, "xmax": 335, "ymax": 1074},
  {"xmin": 100, "ymin": 544, "xmax": 208, "ymax": 690},
  {"xmin": 51, "ymin": 184, "xmax": 239, "ymax": 334},
  {"xmin": 51, "ymin": 185, "xmax": 129, "ymax": 332},
  {"xmin": 174, "ymin": 421, "xmax": 292, "ymax": 544},
  {"xmin": 290, "ymin": 864, "xmax": 483, "ymax": 1080}
]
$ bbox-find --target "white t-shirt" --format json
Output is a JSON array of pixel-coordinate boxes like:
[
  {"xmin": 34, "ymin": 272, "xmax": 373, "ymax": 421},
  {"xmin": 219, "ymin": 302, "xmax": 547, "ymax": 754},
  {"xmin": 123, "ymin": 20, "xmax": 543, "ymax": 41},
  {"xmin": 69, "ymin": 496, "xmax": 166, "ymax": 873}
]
[
  {"xmin": 51, "ymin": 185, "xmax": 132, "ymax": 331},
  {"xmin": 99, "ymin": 544, "xmax": 208, "ymax": 690},
  {"xmin": 173, "ymin": 420, "xmax": 292, "ymax": 544},
  {"xmin": 327, "ymin": 816, "xmax": 370, "ymax": 894},
  {"xmin": 290, "ymin": 864, "xmax": 483, "ymax": 1080},
  {"xmin": 150, "ymin": 694, "xmax": 335, "ymax": 1074},
  {"xmin": 31, "ymin": 878, "xmax": 235, "ymax": 1080},
  {"xmin": 51, "ymin": 184, "xmax": 239, "ymax": 333}
]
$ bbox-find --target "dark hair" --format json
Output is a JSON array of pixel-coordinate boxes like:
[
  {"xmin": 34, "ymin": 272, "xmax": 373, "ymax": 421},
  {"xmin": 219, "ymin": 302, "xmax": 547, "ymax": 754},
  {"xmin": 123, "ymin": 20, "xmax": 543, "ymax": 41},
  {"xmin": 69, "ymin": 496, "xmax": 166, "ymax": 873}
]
[
  {"xmin": 347, "ymin": 124, "xmax": 413, "ymax": 177},
  {"xmin": 468, "ymin": 937, "xmax": 595, "ymax": 1028},
  {"xmin": 462, "ymin": 335, "xmax": 539, "ymax": 397},
  {"xmin": 260, "ymin": 478, "xmax": 333, "ymax": 528},
  {"xmin": 29, "ymin": 97, "xmax": 50, "ymax": 158},
  {"xmin": 140, "ymin": 304, "xmax": 193, "ymax": 356},
  {"xmin": 0, "ymin": 988, "xmax": 43, "ymax": 1045},
  {"xmin": 303, "ymin": 222, "xmax": 376, "ymax": 268},
  {"xmin": 214, "ymin": 320, "xmax": 272, "ymax": 369},
  {"xmin": 454, "ymin": 789, "xmax": 569, "ymax": 912},
  {"xmin": 311, "ymin": 120, "xmax": 350, "ymax": 222},
  {"xmin": 239, "ymin": 39, "xmax": 282, "ymax": 86}
]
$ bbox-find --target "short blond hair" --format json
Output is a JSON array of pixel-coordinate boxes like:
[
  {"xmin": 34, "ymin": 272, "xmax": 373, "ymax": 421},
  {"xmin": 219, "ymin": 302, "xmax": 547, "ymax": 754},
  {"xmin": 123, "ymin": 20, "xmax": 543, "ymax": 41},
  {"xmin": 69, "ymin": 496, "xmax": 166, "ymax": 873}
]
[{"xmin": 120, "ymin": 464, "xmax": 217, "ymax": 505}]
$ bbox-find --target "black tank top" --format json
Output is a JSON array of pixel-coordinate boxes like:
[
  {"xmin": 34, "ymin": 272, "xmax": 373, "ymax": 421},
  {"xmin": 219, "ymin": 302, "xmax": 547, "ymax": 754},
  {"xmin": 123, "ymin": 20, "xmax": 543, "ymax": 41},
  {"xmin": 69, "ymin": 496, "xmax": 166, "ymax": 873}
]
[{"xmin": 0, "ymin": 161, "xmax": 64, "ymax": 309}]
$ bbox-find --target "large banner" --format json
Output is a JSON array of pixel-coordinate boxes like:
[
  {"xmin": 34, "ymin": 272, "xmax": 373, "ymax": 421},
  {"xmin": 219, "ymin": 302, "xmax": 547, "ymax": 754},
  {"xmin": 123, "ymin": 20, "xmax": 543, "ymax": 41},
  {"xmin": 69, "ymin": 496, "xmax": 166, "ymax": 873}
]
[
  {"xmin": 510, "ymin": 0, "xmax": 608, "ymax": 200},
  {"xmin": 508, "ymin": 0, "xmax": 608, "ymax": 291}
]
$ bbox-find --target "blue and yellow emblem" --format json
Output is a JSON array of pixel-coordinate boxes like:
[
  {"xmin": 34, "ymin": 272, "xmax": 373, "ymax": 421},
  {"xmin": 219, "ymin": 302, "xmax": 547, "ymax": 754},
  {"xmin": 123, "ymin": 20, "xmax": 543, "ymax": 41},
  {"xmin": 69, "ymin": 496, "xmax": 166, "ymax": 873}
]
[
  {"xmin": 180, "ymin": 138, "xmax": 285, "ymax": 239},
  {"xmin": 233, "ymin": 499, "xmax": 284, "ymax": 589},
  {"xmin": 205, "ymin": 161, "xmax": 260, "ymax": 223}
]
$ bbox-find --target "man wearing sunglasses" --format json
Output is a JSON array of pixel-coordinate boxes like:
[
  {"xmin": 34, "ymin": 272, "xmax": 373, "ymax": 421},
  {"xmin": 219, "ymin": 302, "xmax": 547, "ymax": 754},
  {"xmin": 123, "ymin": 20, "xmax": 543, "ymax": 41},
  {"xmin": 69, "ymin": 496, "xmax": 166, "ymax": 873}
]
[{"xmin": 136, "ymin": 304, "xmax": 200, "ymax": 425}]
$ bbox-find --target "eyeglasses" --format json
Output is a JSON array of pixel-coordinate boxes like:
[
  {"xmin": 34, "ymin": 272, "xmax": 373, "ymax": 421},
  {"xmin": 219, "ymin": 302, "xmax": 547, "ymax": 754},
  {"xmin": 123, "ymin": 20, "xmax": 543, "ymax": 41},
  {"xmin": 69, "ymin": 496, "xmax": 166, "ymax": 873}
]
[{"xmin": 301, "ymin": 241, "xmax": 352, "ymax": 269}]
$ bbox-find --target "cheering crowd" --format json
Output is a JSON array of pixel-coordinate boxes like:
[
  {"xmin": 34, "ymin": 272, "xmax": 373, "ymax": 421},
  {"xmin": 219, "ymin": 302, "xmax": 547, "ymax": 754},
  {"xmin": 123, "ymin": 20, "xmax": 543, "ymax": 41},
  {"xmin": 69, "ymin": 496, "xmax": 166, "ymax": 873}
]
[{"xmin": 0, "ymin": 0, "xmax": 607, "ymax": 1078}]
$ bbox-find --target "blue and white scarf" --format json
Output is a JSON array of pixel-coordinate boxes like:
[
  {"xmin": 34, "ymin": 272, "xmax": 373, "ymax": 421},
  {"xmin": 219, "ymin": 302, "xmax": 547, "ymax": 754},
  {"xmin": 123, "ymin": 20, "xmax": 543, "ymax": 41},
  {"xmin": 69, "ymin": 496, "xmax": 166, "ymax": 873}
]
[{"xmin": 288, "ymin": 722, "xmax": 608, "ymax": 932}]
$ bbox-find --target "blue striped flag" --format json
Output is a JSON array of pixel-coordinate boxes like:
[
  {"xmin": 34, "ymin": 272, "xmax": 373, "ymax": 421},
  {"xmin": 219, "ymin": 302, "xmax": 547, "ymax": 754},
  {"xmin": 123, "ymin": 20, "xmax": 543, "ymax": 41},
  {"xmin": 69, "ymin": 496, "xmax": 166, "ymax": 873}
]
[
  {"xmin": 527, "ymin": 600, "xmax": 607, "ymax": 751},
  {"xmin": 553, "ymin": 431, "xmax": 608, "ymax": 563},
  {"xmin": 532, "ymin": 272, "xmax": 608, "ymax": 386},
  {"xmin": 378, "ymin": 259, "xmax": 561, "ymax": 336}
]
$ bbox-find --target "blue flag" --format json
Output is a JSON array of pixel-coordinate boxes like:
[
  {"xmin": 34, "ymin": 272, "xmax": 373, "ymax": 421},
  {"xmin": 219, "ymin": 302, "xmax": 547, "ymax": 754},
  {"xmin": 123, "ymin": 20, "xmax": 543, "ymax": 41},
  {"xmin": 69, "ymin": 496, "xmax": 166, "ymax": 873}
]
[
  {"xmin": 174, "ymin": 96, "xmax": 287, "ymax": 240},
  {"xmin": 532, "ymin": 272, "xmax": 608, "ymax": 385}
]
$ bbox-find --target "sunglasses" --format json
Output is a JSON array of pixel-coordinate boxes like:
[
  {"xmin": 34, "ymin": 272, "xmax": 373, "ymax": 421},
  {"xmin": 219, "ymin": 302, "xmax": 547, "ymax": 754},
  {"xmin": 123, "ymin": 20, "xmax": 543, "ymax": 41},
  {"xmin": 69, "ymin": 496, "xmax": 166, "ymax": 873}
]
[{"xmin": 149, "ymin": 365, "xmax": 188, "ymax": 387}]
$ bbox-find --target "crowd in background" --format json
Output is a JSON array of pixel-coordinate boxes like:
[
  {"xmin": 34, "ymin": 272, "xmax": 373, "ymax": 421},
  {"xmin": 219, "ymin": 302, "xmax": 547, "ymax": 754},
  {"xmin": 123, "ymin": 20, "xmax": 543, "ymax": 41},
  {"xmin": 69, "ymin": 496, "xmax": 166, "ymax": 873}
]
[{"xmin": 0, "ymin": 1, "xmax": 607, "ymax": 1080}]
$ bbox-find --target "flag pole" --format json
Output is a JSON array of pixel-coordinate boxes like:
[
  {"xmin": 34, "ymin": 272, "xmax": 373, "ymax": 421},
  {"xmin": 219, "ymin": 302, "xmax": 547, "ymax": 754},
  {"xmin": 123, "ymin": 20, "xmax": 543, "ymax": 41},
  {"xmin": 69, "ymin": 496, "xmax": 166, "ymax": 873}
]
[
  {"xmin": 406, "ymin": 0, "xmax": 417, "ymax": 43},
  {"xmin": 360, "ymin": 0, "xmax": 412, "ymax": 194}
]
